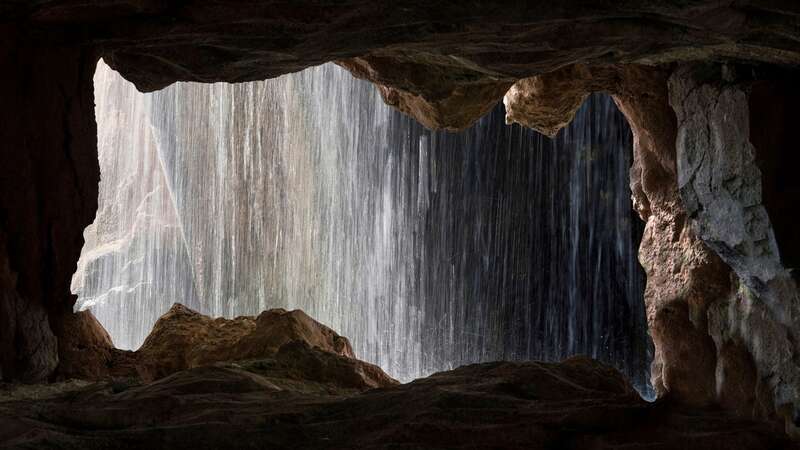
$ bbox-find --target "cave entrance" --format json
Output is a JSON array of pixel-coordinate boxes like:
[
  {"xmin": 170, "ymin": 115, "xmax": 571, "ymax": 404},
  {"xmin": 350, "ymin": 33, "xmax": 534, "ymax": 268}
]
[{"xmin": 73, "ymin": 60, "xmax": 653, "ymax": 397}]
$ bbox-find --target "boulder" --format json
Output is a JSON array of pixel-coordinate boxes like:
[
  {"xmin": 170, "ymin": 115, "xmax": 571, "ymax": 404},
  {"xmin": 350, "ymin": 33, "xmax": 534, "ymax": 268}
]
[{"xmin": 135, "ymin": 304, "xmax": 361, "ymax": 381}]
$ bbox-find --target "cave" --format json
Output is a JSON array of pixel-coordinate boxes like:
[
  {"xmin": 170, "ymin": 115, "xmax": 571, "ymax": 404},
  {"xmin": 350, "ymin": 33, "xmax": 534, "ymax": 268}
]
[
  {"xmin": 2, "ymin": 3, "xmax": 800, "ymax": 449},
  {"xmin": 74, "ymin": 59, "xmax": 653, "ymax": 395}
]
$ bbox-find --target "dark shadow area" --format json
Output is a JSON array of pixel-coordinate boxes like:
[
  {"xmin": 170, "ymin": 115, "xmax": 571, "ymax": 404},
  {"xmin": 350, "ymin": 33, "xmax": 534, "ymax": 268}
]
[{"xmin": 750, "ymin": 79, "xmax": 800, "ymax": 272}]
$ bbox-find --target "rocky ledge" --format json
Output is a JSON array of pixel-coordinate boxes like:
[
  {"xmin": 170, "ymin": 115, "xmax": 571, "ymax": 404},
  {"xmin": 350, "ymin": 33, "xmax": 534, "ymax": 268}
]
[
  {"xmin": 55, "ymin": 303, "xmax": 397, "ymax": 389},
  {"xmin": 0, "ymin": 306, "xmax": 795, "ymax": 450}
]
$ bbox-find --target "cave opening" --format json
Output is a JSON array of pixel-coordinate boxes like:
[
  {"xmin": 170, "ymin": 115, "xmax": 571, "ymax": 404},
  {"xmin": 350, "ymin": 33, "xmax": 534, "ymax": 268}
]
[
  {"xmin": 4, "ymin": 3, "xmax": 800, "ymax": 446},
  {"xmin": 72, "ymin": 59, "xmax": 654, "ymax": 398}
]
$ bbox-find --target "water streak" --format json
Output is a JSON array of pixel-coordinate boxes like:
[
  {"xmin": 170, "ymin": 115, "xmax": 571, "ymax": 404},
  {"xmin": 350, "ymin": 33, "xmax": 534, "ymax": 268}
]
[{"xmin": 74, "ymin": 61, "xmax": 653, "ymax": 397}]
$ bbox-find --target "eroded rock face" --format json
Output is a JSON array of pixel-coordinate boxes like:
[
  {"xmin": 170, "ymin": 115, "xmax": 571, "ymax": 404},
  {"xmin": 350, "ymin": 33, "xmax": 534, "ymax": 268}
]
[
  {"xmin": 502, "ymin": 61, "xmax": 800, "ymax": 433},
  {"xmin": 618, "ymin": 74, "xmax": 730, "ymax": 409},
  {"xmin": 51, "ymin": 303, "xmax": 397, "ymax": 390},
  {"xmin": 135, "ymin": 304, "xmax": 361, "ymax": 381},
  {"xmin": 670, "ymin": 63, "xmax": 800, "ymax": 430},
  {"xmin": 503, "ymin": 65, "xmax": 618, "ymax": 137},
  {"xmin": 52, "ymin": 310, "xmax": 114, "ymax": 380},
  {"xmin": 0, "ymin": 28, "xmax": 99, "ymax": 382},
  {"xmin": 338, "ymin": 55, "xmax": 514, "ymax": 130},
  {"xmin": 75, "ymin": 2, "xmax": 800, "ymax": 91},
  {"xmin": 503, "ymin": 64, "xmax": 731, "ymax": 409},
  {"xmin": 0, "ymin": 4, "xmax": 799, "ymax": 437},
  {"xmin": 9, "ymin": 1, "xmax": 800, "ymax": 133},
  {"xmin": 1, "ymin": 355, "xmax": 794, "ymax": 449}
]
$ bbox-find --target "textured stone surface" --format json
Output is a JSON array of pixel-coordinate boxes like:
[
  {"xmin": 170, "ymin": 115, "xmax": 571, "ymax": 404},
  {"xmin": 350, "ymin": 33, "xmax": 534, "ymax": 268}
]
[
  {"xmin": 338, "ymin": 56, "xmax": 513, "ymax": 130},
  {"xmin": 670, "ymin": 63, "xmax": 800, "ymax": 431},
  {"xmin": 0, "ymin": 4, "xmax": 799, "ymax": 437},
  {"xmin": 135, "ymin": 304, "xmax": 362, "ymax": 382},
  {"xmin": 505, "ymin": 62, "xmax": 800, "ymax": 434},
  {"xmin": 503, "ymin": 65, "xmax": 615, "ymax": 137},
  {"xmin": 672, "ymin": 66, "xmax": 788, "ymax": 301},
  {"xmin": 502, "ymin": 64, "xmax": 731, "ymax": 408},
  {"xmin": 1, "ymin": 355, "xmax": 794, "ymax": 450},
  {"xmin": 51, "ymin": 303, "xmax": 397, "ymax": 390},
  {"xmin": 7, "ymin": 1, "xmax": 800, "ymax": 132},
  {"xmin": 52, "ymin": 310, "xmax": 115, "ymax": 380},
  {"xmin": 0, "ymin": 28, "xmax": 99, "ymax": 382}
]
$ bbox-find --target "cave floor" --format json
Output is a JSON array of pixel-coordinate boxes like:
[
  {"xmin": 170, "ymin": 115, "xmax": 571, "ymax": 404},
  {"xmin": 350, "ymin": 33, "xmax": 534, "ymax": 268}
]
[{"xmin": 0, "ymin": 355, "xmax": 793, "ymax": 450}]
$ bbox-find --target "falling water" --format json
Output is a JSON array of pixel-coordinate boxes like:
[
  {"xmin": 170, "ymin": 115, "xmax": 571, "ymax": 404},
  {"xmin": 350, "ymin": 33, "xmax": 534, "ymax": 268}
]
[{"xmin": 74, "ymin": 61, "xmax": 653, "ymax": 397}]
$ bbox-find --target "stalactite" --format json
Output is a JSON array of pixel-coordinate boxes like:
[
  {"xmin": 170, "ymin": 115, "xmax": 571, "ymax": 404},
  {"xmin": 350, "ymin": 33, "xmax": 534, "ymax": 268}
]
[{"xmin": 73, "ymin": 61, "xmax": 653, "ymax": 397}]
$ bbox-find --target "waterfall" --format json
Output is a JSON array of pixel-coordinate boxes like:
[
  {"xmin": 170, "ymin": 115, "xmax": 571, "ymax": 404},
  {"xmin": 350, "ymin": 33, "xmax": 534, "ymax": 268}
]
[{"xmin": 74, "ymin": 61, "xmax": 653, "ymax": 397}]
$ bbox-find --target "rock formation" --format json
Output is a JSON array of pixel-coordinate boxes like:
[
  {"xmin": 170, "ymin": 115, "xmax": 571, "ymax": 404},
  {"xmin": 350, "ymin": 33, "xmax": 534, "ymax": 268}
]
[
  {"xmin": 54, "ymin": 303, "xmax": 396, "ymax": 390},
  {"xmin": 0, "ymin": 35, "xmax": 99, "ymax": 383},
  {"xmin": 0, "ymin": 0, "xmax": 799, "ymax": 441},
  {"xmin": 135, "ymin": 304, "xmax": 362, "ymax": 382},
  {"xmin": 670, "ymin": 63, "xmax": 800, "ymax": 429},
  {"xmin": 499, "ymin": 61, "xmax": 800, "ymax": 435},
  {"xmin": 502, "ymin": 64, "xmax": 728, "ymax": 410},
  {"xmin": 1, "ymin": 354, "xmax": 794, "ymax": 449}
]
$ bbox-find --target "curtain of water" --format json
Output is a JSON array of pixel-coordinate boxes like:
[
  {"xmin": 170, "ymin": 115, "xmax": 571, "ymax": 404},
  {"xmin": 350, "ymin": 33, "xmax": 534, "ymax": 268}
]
[{"xmin": 74, "ymin": 61, "xmax": 652, "ymax": 396}]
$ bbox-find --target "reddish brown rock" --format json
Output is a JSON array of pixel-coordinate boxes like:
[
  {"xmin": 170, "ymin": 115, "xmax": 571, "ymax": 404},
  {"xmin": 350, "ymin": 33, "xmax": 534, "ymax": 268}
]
[
  {"xmin": 339, "ymin": 56, "xmax": 513, "ymax": 130},
  {"xmin": 500, "ymin": 62, "xmax": 800, "ymax": 432},
  {"xmin": 0, "ymin": 4, "xmax": 798, "ymax": 443},
  {"xmin": 135, "ymin": 304, "xmax": 361, "ymax": 381},
  {"xmin": 714, "ymin": 339, "xmax": 770, "ymax": 419},
  {"xmin": 52, "ymin": 303, "xmax": 396, "ymax": 390},
  {"xmin": 256, "ymin": 340, "xmax": 397, "ymax": 391},
  {"xmin": 612, "ymin": 68, "xmax": 738, "ymax": 410},
  {"xmin": 52, "ymin": 310, "xmax": 114, "ymax": 380},
  {"xmin": 669, "ymin": 65, "xmax": 800, "ymax": 433},
  {"xmin": 502, "ymin": 64, "xmax": 614, "ymax": 137},
  {"xmin": 235, "ymin": 308, "xmax": 356, "ymax": 360},
  {"xmin": 502, "ymin": 64, "xmax": 732, "ymax": 409},
  {"xmin": 132, "ymin": 304, "xmax": 256, "ymax": 380},
  {"xmin": 2, "ymin": 0, "xmax": 800, "ymax": 389}
]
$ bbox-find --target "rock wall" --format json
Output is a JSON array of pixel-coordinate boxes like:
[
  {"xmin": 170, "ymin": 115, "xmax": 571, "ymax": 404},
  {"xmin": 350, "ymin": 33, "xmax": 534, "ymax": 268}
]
[
  {"xmin": 670, "ymin": 63, "xmax": 800, "ymax": 430},
  {"xmin": 0, "ymin": 5, "xmax": 798, "ymax": 434},
  {"xmin": 5, "ymin": 355, "xmax": 795, "ymax": 449},
  {"xmin": 614, "ymin": 69, "xmax": 731, "ymax": 410},
  {"xmin": 0, "ymin": 27, "xmax": 99, "ymax": 382},
  {"xmin": 502, "ymin": 64, "xmax": 733, "ymax": 408},
  {"xmin": 54, "ymin": 302, "xmax": 397, "ymax": 391},
  {"xmin": 14, "ymin": 1, "xmax": 800, "ymax": 132},
  {"xmin": 502, "ymin": 61, "xmax": 800, "ymax": 432}
]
